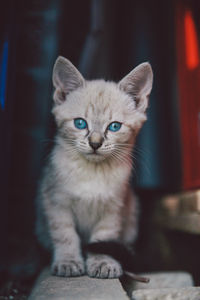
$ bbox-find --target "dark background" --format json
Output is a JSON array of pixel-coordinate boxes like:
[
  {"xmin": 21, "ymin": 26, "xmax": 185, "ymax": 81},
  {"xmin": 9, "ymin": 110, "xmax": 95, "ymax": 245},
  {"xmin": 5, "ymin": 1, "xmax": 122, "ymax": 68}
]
[{"xmin": 1, "ymin": 0, "xmax": 200, "ymax": 295}]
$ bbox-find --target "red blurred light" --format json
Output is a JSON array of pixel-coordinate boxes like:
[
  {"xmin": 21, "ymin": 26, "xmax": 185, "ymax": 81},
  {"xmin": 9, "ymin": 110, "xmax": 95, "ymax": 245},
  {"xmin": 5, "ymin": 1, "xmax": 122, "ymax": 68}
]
[{"xmin": 184, "ymin": 10, "xmax": 199, "ymax": 70}]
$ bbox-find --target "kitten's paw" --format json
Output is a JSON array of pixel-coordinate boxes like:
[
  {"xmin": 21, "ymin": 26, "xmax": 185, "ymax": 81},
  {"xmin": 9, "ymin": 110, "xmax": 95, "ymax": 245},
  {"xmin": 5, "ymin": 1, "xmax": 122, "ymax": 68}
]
[
  {"xmin": 51, "ymin": 260, "xmax": 85, "ymax": 277},
  {"xmin": 86, "ymin": 255, "xmax": 123, "ymax": 279}
]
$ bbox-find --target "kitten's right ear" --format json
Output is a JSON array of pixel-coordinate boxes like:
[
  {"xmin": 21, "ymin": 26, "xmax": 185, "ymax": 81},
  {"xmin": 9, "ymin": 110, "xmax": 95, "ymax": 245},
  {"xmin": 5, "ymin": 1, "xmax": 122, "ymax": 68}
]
[
  {"xmin": 52, "ymin": 56, "xmax": 85, "ymax": 105},
  {"xmin": 119, "ymin": 62, "xmax": 153, "ymax": 113}
]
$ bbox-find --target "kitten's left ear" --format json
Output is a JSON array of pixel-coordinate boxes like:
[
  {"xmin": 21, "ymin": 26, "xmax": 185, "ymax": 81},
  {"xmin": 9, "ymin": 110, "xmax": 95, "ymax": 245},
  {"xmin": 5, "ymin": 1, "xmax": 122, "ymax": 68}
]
[{"xmin": 119, "ymin": 62, "xmax": 153, "ymax": 112}]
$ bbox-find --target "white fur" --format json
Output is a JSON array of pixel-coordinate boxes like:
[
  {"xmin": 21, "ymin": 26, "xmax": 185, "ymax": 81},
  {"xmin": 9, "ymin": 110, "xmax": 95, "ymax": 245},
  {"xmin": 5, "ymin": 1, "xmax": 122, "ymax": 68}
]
[{"xmin": 36, "ymin": 57, "xmax": 153, "ymax": 278}]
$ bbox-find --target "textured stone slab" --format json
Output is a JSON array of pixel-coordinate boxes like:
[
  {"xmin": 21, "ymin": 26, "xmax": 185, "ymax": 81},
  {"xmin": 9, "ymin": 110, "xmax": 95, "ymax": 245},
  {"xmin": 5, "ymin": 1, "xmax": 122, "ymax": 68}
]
[
  {"xmin": 131, "ymin": 287, "xmax": 200, "ymax": 300},
  {"xmin": 120, "ymin": 271, "xmax": 194, "ymax": 299},
  {"xmin": 28, "ymin": 268, "xmax": 128, "ymax": 300},
  {"xmin": 133, "ymin": 272, "xmax": 194, "ymax": 290}
]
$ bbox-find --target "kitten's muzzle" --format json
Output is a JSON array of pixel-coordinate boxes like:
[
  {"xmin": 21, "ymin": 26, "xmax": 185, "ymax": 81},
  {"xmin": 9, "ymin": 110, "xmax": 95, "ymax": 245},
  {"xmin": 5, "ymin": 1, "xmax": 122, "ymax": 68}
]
[{"xmin": 88, "ymin": 132, "xmax": 104, "ymax": 151}]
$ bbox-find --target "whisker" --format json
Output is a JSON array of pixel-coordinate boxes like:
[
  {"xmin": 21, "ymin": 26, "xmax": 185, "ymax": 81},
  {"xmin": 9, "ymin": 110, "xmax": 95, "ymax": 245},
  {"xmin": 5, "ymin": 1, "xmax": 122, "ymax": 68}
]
[
  {"xmin": 132, "ymin": 147, "xmax": 151, "ymax": 176},
  {"xmin": 115, "ymin": 148, "xmax": 138, "ymax": 179},
  {"xmin": 112, "ymin": 150, "xmax": 132, "ymax": 169},
  {"xmin": 114, "ymin": 145, "xmax": 150, "ymax": 177}
]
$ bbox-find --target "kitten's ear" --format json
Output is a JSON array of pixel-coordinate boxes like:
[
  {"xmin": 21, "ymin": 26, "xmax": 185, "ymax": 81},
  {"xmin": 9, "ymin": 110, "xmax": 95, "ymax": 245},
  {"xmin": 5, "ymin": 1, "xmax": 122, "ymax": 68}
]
[
  {"xmin": 119, "ymin": 62, "xmax": 153, "ymax": 112},
  {"xmin": 52, "ymin": 56, "xmax": 85, "ymax": 104}
]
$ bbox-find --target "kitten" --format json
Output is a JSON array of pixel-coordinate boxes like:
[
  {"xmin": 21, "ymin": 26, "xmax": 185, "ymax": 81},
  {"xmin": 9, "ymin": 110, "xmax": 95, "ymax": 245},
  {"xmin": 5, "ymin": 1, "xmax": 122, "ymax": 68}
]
[{"xmin": 36, "ymin": 56, "xmax": 153, "ymax": 279}]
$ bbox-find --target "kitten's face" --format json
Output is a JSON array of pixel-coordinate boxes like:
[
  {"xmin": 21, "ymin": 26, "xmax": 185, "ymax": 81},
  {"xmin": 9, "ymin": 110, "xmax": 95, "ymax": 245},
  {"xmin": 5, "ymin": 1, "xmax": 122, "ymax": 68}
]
[
  {"xmin": 54, "ymin": 81, "xmax": 143, "ymax": 162},
  {"xmin": 52, "ymin": 57, "xmax": 153, "ymax": 163}
]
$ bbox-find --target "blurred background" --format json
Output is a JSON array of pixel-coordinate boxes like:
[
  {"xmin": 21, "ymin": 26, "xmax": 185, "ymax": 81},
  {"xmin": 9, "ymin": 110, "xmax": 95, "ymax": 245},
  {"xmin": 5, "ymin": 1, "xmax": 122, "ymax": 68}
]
[{"xmin": 1, "ymin": 0, "xmax": 200, "ymax": 297}]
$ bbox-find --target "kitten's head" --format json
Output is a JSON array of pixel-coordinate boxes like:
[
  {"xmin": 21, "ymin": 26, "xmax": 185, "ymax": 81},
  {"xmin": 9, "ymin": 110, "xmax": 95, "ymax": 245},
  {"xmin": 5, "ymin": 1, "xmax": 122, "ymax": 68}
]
[{"xmin": 52, "ymin": 56, "xmax": 153, "ymax": 163}]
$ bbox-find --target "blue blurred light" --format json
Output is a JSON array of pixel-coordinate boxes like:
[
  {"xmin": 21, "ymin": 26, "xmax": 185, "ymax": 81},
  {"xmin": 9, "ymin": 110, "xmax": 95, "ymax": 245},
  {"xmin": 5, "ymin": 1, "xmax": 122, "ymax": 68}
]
[{"xmin": 0, "ymin": 40, "xmax": 9, "ymax": 110}]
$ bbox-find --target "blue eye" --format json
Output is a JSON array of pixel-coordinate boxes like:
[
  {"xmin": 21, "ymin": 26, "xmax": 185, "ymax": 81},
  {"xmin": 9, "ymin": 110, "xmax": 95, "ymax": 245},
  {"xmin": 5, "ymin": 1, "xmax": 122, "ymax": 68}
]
[
  {"xmin": 74, "ymin": 118, "xmax": 87, "ymax": 130},
  {"xmin": 108, "ymin": 122, "xmax": 121, "ymax": 132}
]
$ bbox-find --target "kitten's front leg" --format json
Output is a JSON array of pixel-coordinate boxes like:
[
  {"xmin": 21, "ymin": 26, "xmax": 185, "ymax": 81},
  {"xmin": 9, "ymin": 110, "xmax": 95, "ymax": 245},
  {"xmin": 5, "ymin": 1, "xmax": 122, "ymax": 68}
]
[
  {"xmin": 46, "ymin": 205, "xmax": 85, "ymax": 277},
  {"xmin": 86, "ymin": 212, "xmax": 123, "ymax": 279}
]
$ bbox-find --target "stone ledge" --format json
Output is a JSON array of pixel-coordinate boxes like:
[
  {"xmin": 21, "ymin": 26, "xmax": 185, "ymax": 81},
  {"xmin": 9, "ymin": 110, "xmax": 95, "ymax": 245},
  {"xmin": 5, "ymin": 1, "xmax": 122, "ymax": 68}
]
[
  {"xmin": 132, "ymin": 287, "xmax": 200, "ymax": 300},
  {"xmin": 29, "ymin": 269, "xmax": 198, "ymax": 300},
  {"xmin": 133, "ymin": 271, "xmax": 194, "ymax": 290},
  {"xmin": 121, "ymin": 271, "xmax": 194, "ymax": 299},
  {"xmin": 129, "ymin": 272, "xmax": 198, "ymax": 300},
  {"xmin": 28, "ymin": 268, "xmax": 128, "ymax": 300}
]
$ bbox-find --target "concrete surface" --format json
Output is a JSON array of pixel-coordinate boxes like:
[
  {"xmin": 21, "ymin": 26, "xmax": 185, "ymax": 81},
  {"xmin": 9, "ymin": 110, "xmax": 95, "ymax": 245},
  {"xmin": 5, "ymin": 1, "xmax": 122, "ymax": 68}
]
[
  {"xmin": 133, "ymin": 272, "xmax": 194, "ymax": 290},
  {"xmin": 129, "ymin": 272, "xmax": 199, "ymax": 300},
  {"xmin": 28, "ymin": 268, "xmax": 128, "ymax": 300},
  {"xmin": 120, "ymin": 271, "xmax": 195, "ymax": 299},
  {"xmin": 29, "ymin": 268, "xmax": 200, "ymax": 300},
  {"xmin": 131, "ymin": 287, "xmax": 200, "ymax": 300}
]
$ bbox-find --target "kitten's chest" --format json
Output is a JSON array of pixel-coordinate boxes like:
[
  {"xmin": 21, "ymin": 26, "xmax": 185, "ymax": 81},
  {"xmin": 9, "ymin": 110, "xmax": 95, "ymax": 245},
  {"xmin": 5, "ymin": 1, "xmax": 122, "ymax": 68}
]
[
  {"xmin": 71, "ymin": 196, "xmax": 103, "ymax": 242},
  {"xmin": 66, "ymin": 162, "xmax": 128, "ymax": 202},
  {"xmin": 58, "ymin": 160, "xmax": 130, "ymax": 241}
]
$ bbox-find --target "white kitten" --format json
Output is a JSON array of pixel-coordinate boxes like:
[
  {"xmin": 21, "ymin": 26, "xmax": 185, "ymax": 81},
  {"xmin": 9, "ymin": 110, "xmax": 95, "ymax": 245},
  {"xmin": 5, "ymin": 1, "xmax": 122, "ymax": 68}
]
[{"xmin": 36, "ymin": 56, "xmax": 153, "ymax": 278}]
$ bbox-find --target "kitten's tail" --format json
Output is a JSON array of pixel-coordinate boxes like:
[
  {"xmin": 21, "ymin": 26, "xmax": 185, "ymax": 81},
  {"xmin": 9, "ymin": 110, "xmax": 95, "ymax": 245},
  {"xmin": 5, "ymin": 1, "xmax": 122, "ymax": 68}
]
[{"xmin": 85, "ymin": 241, "xmax": 149, "ymax": 283}]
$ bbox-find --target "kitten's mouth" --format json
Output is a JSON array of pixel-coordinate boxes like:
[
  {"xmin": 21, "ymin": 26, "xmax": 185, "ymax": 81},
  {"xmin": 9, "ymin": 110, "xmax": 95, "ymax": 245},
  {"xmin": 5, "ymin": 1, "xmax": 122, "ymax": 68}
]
[
  {"xmin": 87, "ymin": 152, "xmax": 101, "ymax": 157},
  {"xmin": 85, "ymin": 150, "xmax": 106, "ymax": 162},
  {"xmin": 89, "ymin": 150, "xmax": 100, "ymax": 155}
]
